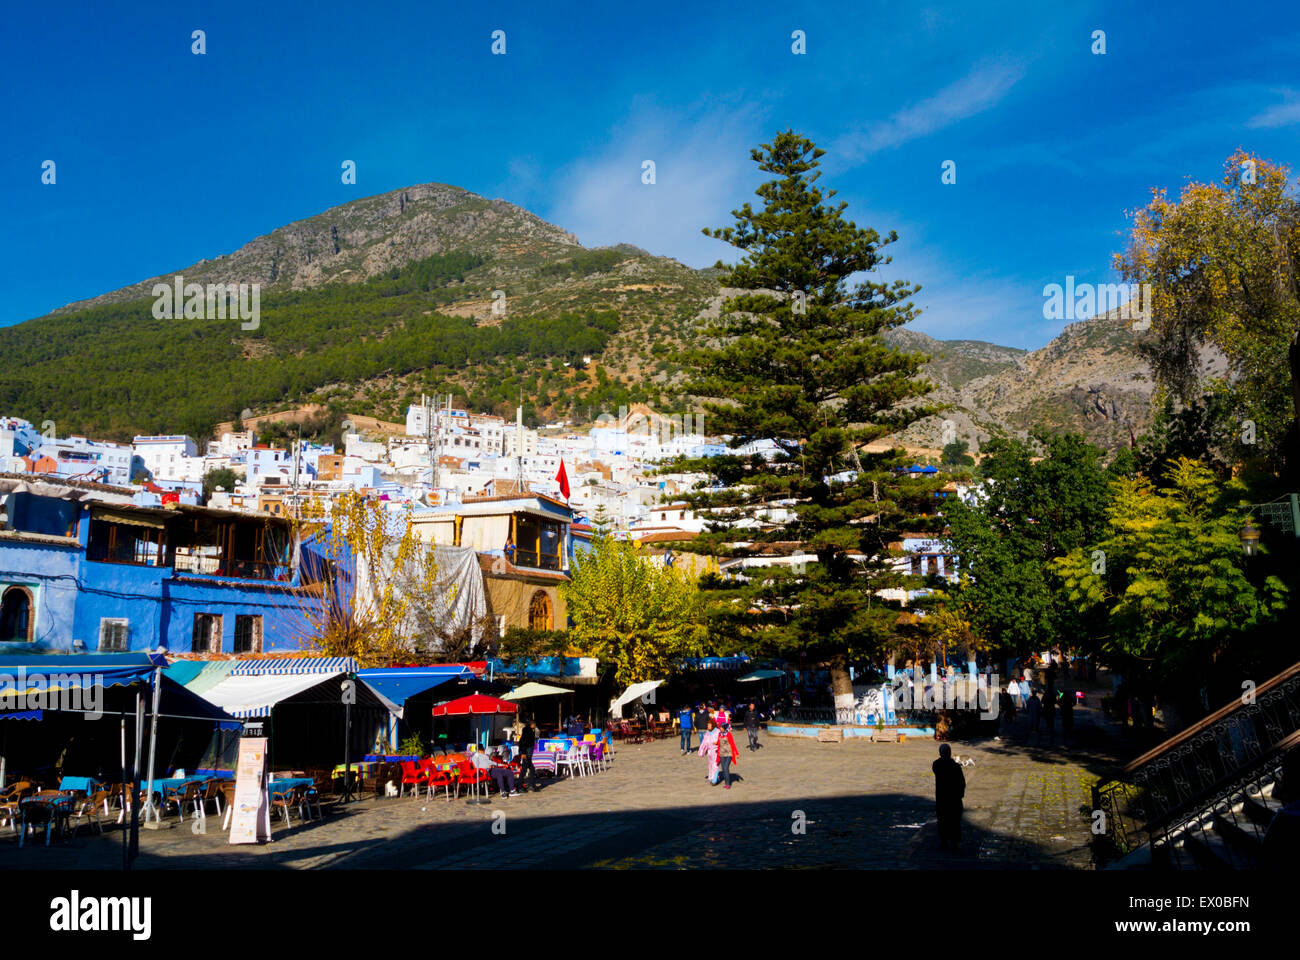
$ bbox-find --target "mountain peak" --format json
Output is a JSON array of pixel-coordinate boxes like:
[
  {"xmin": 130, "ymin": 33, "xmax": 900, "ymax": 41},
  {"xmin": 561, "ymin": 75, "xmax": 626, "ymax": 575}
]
[{"xmin": 53, "ymin": 183, "xmax": 583, "ymax": 315}]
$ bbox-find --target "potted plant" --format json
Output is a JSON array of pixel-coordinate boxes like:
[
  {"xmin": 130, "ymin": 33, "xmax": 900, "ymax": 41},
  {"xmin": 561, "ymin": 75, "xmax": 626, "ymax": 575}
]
[{"xmin": 399, "ymin": 733, "xmax": 428, "ymax": 759}]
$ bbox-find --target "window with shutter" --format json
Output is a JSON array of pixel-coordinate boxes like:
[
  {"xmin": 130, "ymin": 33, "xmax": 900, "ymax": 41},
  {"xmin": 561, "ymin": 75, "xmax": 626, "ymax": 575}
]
[
  {"xmin": 98, "ymin": 618, "xmax": 129, "ymax": 652},
  {"xmin": 233, "ymin": 615, "xmax": 262, "ymax": 654},
  {"xmin": 191, "ymin": 613, "xmax": 222, "ymax": 653}
]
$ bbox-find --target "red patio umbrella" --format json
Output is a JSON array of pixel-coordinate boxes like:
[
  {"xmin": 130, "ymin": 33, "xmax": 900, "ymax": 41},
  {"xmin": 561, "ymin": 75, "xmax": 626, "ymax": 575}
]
[
  {"xmin": 433, "ymin": 694, "xmax": 518, "ymax": 751},
  {"xmin": 431, "ymin": 694, "xmax": 518, "ymax": 716}
]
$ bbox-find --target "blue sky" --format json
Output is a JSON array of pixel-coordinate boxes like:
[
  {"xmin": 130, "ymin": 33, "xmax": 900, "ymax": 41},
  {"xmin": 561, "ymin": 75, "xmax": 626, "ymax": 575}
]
[{"xmin": 2, "ymin": 0, "xmax": 1298, "ymax": 347}]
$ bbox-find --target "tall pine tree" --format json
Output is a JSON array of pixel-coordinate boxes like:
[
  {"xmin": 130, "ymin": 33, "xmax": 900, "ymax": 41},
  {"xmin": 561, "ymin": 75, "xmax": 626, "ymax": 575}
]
[{"xmin": 683, "ymin": 130, "xmax": 941, "ymax": 716}]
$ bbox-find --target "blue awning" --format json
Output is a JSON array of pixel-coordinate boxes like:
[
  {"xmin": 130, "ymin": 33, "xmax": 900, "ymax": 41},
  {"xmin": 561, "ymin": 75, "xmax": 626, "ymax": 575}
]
[
  {"xmin": 355, "ymin": 665, "xmax": 472, "ymax": 705},
  {"xmin": 487, "ymin": 657, "xmax": 587, "ymax": 679},
  {"xmin": 0, "ymin": 710, "xmax": 42, "ymax": 720},
  {"xmin": 0, "ymin": 652, "xmax": 165, "ymax": 695},
  {"xmin": 682, "ymin": 655, "xmax": 753, "ymax": 671}
]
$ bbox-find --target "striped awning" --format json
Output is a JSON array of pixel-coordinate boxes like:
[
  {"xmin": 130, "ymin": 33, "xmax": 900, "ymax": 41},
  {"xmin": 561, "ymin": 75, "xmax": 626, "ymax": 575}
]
[
  {"xmin": 201, "ymin": 672, "xmax": 345, "ymax": 718},
  {"xmin": 228, "ymin": 657, "xmax": 358, "ymax": 676}
]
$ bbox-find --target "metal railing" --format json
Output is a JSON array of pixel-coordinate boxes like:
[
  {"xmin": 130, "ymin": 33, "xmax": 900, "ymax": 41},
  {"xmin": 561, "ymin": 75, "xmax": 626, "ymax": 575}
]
[
  {"xmin": 1147, "ymin": 729, "xmax": 1300, "ymax": 868},
  {"xmin": 770, "ymin": 706, "xmax": 859, "ymax": 726},
  {"xmin": 1253, "ymin": 493, "xmax": 1299, "ymax": 536},
  {"xmin": 1092, "ymin": 661, "xmax": 1300, "ymax": 861}
]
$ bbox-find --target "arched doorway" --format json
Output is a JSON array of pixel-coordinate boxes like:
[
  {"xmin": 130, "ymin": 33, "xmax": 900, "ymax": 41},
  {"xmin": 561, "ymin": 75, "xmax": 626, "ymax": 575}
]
[
  {"xmin": 528, "ymin": 590, "xmax": 553, "ymax": 632},
  {"xmin": 0, "ymin": 586, "xmax": 34, "ymax": 643}
]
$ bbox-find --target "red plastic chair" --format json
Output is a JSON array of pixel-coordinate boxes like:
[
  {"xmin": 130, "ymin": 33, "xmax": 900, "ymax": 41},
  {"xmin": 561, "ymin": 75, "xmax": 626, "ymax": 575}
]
[
  {"xmin": 399, "ymin": 760, "xmax": 429, "ymax": 799},
  {"xmin": 455, "ymin": 761, "xmax": 491, "ymax": 801},
  {"xmin": 425, "ymin": 764, "xmax": 456, "ymax": 802}
]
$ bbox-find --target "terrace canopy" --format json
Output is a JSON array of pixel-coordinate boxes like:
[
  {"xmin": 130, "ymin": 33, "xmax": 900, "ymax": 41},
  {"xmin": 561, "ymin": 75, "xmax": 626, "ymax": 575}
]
[
  {"xmin": 356, "ymin": 665, "xmax": 473, "ymax": 716},
  {"xmin": 501, "ymin": 682, "xmax": 570, "ymax": 700},
  {"xmin": 0, "ymin": 652, "xmax": 238, "ymax": 789}
]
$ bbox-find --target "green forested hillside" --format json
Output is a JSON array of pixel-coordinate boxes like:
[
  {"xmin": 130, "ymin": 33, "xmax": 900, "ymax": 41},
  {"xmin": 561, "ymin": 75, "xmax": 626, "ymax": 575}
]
[{"xmin": 0, "ymin": 251, "xmax": 660, "ymax": 441}]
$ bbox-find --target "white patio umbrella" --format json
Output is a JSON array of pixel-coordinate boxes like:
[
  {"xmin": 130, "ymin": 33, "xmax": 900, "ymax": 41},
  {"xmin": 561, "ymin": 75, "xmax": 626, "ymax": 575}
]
[
  {"xmin": 502, "ymin": 681, "xmax": 571, "ymax": 729},
  {"xmin": 611, "ymin": 680, "xmax": 663, "ymax": 719}
]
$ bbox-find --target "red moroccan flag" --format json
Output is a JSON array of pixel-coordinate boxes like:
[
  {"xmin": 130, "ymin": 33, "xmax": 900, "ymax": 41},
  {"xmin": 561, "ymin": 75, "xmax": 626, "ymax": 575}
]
[{"xmin": 556, "ymin": 459, "xmax": 570, "ymax": 500}]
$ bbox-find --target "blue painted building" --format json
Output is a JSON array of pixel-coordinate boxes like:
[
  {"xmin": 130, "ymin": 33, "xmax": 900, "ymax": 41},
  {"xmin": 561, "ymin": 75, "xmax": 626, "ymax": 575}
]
[{"xmin": 0, "ymin": 476, "xmax": 329, "ymax": 655}]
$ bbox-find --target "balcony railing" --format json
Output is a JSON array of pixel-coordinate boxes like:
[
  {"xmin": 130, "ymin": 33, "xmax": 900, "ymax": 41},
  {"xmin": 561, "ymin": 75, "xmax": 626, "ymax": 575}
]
[
  {"xmin": 1092, "ymin": 661, "xmax": 1300, "ymax": 861},
  {"xmin": 172, "ymin": 554, "xmax": 290, "ymax": 581},
  {"xmin": 513, "ymin": 549, "xmax": 562, "ymax": 571}
]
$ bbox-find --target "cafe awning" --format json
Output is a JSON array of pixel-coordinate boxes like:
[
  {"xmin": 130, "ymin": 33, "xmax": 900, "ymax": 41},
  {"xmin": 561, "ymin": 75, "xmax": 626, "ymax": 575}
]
[
  {"xmin": 356, "ymin": 665, "xmax": 473, "ymax": 709},
  {"xmin": 738, "ymin": 669, "xmax": 785, "ymax": 682},
  {"xmin": 0, "ymin": 652, "xmax": 166, "ymax": 696},
  {"xmin": 501, "ymin": 682, "xmax": 570, "ymax": 700},
  {"xmin": 200, "ymin": 671, "xmax": 346, "ymax": 718}
]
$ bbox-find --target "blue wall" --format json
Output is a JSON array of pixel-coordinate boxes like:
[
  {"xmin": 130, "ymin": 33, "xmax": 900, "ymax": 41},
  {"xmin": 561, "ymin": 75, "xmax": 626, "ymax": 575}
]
[{"xmin": 0, "ymin": 494, "xmax": 330, "ymax": 653}]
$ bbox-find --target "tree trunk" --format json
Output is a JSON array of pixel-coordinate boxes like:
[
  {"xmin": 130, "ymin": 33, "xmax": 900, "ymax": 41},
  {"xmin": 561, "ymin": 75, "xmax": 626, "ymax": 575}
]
[
  {"xmin": 830, "ymin": 652, "xmax": 854, "ymax": 724},
  {"xmin": 1291, "ymin": 337, "xmax": 1300, "ymax": 430}
]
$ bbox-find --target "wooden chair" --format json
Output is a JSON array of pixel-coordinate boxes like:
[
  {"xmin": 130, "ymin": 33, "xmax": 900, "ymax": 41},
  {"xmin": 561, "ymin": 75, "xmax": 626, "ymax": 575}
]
[
  {"xmin": 0, "ymin": 781, "xmax": 35, "ymax": 831},
  {"xmin": 164, "ymin": 781, "xmax": 205, "ymax": 822},
  {"xmin": 302, "ymin": 778, "xmax": 324, "ymax": 820},
  {"xmin": 198, "ymin": 779, "xmax": 225, "ymax": 818},
  {"xmin": 270, "ymin": 785, "xmax": 303, "ymax": 827},
  {"xmin": 69, "ymin": 789, "xmax": 109, "ymax": 838}
]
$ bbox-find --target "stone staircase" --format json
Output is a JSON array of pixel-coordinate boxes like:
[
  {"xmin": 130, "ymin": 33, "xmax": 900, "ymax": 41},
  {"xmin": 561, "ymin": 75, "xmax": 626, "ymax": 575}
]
[{"xmin": 1094, "ymin": 663, "xmax": 1300, "ymax": 870}]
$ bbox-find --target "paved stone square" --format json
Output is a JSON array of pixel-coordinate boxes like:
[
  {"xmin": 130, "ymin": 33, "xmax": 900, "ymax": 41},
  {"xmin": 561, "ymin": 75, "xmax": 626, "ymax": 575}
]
[{"xmin": 1, "ymin": 703, "xmax": 1124, "ymax": 870}]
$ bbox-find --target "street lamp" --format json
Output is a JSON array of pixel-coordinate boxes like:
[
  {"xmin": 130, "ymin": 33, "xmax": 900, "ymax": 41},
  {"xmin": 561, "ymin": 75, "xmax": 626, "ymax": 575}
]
[{"xmin": 1240, "ymin": 521, "xmax": 1261, "ymax": 557}]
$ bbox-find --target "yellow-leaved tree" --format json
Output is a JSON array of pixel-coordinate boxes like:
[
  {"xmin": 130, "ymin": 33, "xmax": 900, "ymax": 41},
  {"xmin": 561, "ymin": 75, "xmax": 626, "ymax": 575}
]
[
  {"xmin": 294, "ymin": 492, "xmax": 439, "ymax": 667},
  {"xmin": 561, "ymin": 534, "xmax": 706, "ymax": 687}
]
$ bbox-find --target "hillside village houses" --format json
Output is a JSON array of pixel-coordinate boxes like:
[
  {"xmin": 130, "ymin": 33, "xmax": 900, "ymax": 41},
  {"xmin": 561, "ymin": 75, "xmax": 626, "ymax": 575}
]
[{"xmin": 0, "ymin": 408, "xmax": 968, "ymax": 673}]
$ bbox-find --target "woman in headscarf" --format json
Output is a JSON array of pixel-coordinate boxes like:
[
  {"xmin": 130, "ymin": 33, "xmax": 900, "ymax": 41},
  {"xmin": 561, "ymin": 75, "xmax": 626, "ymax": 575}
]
[
  {"xmin": 697, "ymin": 720, "xmax": 720, "ymax": 784},
  {"xmin": 715, "ymin": 721, "xmax": 740, "ymax": 789}
]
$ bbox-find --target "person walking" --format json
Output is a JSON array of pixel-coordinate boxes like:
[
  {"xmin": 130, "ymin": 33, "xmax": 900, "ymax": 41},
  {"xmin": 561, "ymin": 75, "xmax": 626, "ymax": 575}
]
[
  {"xmin": 1042, "ymin": 687, "xmax": 1057, "ymax": 745},
  {"xmin": 1025, "ymin": 691, "xmax": 1042, "ymax": 744},
  {"xmin": 744, "ymin": 702, "xmax": 761, "ymax": 751},
  {"xmin": 697, "ymin": 721, "xmax": 720, "ymax": 784},
  {"xmin": 678, "ymin": 705, "xmax": 694, "ymax": 754},
  {"xmin": 517, "ymin": 719, "xmax": 539, "ymax": 792},
  {"xmin": 1007, "ymin": 677, "xmax": 1021, "ymax": 711},
  {"xmin": 1059, "ymin": 692, "xmax": 1074, "ymax": 748},
  {"xmin": 693, "ymin": 704, "xmax": 708, "ymax": 741},
  {"xmin": 932, "ymin": 744, "xmax": 966, "ymax": 851},
  {"xmin": 716, "ymin": 721, "xmax": 740, "ymax": 789},
  {"xmin": 996, "ymin": 687, "xmax": 1014, "ymax": 741}
]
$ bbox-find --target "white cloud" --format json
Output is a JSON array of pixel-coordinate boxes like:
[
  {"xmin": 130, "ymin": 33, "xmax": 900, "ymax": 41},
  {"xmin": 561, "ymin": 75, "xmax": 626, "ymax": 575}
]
[
  {"xmin": 542, "ymin": 100, "xmax": 764, "ymax": 268},
  {"xmin": 832, "ymin": 59, "xmax": 1025, "ymax": 164},
  {"xmin": 1245, "ymin": 89, "xmax": 1300, "ymax": 128}
]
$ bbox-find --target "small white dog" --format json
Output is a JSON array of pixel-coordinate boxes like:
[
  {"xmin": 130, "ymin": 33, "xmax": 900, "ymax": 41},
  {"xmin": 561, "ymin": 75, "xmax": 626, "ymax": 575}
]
[{"xmin": 384, "ymin": 780, "xmax": 400, "ymax": 797}]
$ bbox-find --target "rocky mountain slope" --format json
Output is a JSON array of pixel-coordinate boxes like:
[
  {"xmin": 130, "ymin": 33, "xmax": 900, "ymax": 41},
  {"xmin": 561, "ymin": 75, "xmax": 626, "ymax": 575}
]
[
  {"xmin": 4, "ymin": 183, "xmax": 1202, "ymax": 452},
  {"xmin": 886, "ymin": 309, "xmax": 1226, "ymax": 453}
]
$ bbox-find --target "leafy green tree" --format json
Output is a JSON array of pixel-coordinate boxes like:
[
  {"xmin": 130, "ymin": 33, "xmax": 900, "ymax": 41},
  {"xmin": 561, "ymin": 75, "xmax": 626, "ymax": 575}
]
[
  {"xmin": 561, "ymin": 534, "xmax": 705, "ymax": 686},
  {"xmin": 1137, "ymin": 384, "xmax": 1242, "ymax": 484},
  {"xmin": 941, "ymin": 439, "xmax": 975, "ymax": 467},
  {"xmin": 681, "ymin": 130, "xmax": 939, "ymax": 713},
  {"xmin": 201, "ymin": 467, "xmax": 239, "ymax": 502},
  {"xmin": 1053, "ymin": 458, "xmax": 1287, "ymax": 719},
  {"xmin": 1115, "ymin": 151, "xmax": 1300, "ymax": 476},
  {"xmin": 944, "ymin": 434, "xmax": 1127, "ymax": 661}
]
